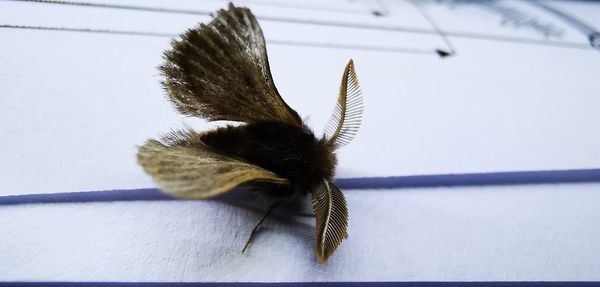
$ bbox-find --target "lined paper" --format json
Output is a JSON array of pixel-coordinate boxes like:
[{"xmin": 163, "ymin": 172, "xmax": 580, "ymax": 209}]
[{"xmin": 1, "ymin": 0, "xmax": 600, "ymax": 282}]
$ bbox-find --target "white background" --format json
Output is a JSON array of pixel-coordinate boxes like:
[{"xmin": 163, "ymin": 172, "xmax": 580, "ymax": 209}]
[{"xmin": 1, "ymin": 0, "xmax": 599, "ymax": 281}]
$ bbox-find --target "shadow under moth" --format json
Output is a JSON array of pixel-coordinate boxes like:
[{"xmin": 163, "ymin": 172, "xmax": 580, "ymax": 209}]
[{"xmin": 137, "ymin": 4, "xmax": 363, "ymax": 263}]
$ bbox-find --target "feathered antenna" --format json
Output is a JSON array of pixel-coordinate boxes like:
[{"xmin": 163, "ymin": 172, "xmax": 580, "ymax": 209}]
[
  {"xmin": 312, "ymin": 179, "xmax": 348, "ymax": 263},
  {"xmin": 325, "ymin": 59, "xmax": 363, "ymax": 148}
]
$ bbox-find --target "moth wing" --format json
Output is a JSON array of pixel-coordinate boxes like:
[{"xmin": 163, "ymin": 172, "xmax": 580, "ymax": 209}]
[
  {"xmin": 312, "ymin": 179, "xmax": 349, "ymax": 263},
  {"xmin": 137, "ymin": 139, "xmax": 287, "ymax": 199},
  {"xmin": 160, "ymin": 4, "xmax": 303, "ymax": 127},
  {"xmin": 325, "ymin": 59, "xmax": 364, "ymax": 148}
]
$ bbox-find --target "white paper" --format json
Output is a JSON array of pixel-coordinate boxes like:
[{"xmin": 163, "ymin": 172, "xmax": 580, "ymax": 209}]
[
  {"xmin": 1, "ymin": 0, "xmax": 599, "ymax": 195},
  {"xmin": 2, "ymin": 183, "xmax": 600, "ymax": 281},
  {"xmin": 1, "ymin": 0, "xmax": 600, "ymax": 282}
]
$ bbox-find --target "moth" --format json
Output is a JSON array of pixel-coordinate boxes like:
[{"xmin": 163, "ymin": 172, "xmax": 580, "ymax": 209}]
[{"xmin": 137, "ymin": 4, "xmax": 363, "ymax": 263}]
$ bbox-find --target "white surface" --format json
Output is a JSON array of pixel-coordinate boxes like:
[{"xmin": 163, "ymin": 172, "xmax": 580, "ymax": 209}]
[
  {"xmin": 1, "ymin": 0, "xmax": 599, "ymax": 196},
  {"xmin": 1, "ymin": 0, "xmax": 600, "ymax": 282},
  {"xmin": 2, "ymin": 183, "xmax": 600, "ymax": 281}
]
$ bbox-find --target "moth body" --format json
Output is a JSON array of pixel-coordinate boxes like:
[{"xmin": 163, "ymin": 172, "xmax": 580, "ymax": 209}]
[{"xmin": 201, "ymin": 122, "xmax": 337, "ymax": 202}]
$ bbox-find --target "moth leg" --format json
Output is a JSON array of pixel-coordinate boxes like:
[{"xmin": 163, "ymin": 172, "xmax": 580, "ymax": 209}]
[{"xmin": 241, "ymin": 202, "xmax": 281, "ymax": 254}]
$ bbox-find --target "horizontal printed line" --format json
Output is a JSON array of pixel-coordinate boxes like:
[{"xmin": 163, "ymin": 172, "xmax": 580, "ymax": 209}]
[
  {"xmin": 9, "ymin": 0, "xmax": 372, "ymax": 15},
  {"xmin": 0, "ymin": 24, "xmax": 174, "ymax": 37},
  {"xmin": 0, "ymin": 24, "xmax": 438, "ymax": 55},
  {"xmin": 336, "ymin": 168, "xmax": 600, "ymax": 189},
  {"xmin": 1, "ymin": 169, "xmax": 599, "ymax": 206},
  {"xmin": 1, "ymin": 281, "xmax": 600, "ymax": 286},
  {"xmin": 3, "ymin": 0, "xmax": 593, "ymax": 50}
]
